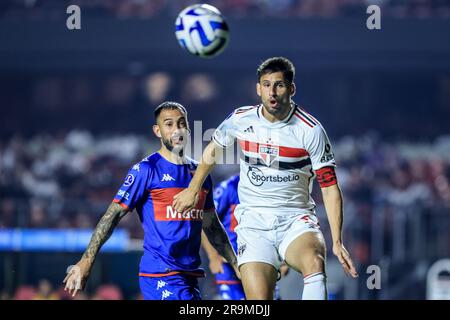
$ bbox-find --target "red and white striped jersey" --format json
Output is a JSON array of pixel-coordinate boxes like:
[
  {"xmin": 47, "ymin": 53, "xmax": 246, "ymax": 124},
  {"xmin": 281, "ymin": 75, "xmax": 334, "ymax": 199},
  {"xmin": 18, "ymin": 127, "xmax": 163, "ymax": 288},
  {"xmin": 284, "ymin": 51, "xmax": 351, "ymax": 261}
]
[{"xmin": 212, "ymin": 103, "xmax": 336, "ymax": 214}]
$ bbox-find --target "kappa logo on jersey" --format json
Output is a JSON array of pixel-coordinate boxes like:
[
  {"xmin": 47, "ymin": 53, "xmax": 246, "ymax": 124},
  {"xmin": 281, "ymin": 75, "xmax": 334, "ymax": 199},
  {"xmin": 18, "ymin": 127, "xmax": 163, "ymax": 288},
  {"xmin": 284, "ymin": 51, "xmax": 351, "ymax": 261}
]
[
  {"xmin": 123, "ymin": 174, "xmax": 135, "ymax": 187},
  {"xmin": 247, "ymin": 166, "xmax": 300, "ymax": 186},
  {"xmin": 157, "ymin": 280, "xmax": 167, "ymax": 290},
  {"xmin": 258, "ymin": 144, "xmax": 279, "ymax": 166},
  {"xmin": 132, "ymin": 163, "xmax": 140, "ymax": 172},
  {"xmin": 161, "ymin": 289, "xmax": 173, "ymax": 300},
  {"xmin": 161, "ymin": 173, "xmax": 175, "ymax": 182}
]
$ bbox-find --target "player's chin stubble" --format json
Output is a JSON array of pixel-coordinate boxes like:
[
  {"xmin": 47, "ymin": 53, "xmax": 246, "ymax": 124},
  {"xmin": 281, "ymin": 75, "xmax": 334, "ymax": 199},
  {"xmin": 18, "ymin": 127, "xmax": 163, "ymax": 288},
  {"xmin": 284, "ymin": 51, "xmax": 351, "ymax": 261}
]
[{"xmin": 162, "ymin": 137, "xmax": 184, "ymax": 157}]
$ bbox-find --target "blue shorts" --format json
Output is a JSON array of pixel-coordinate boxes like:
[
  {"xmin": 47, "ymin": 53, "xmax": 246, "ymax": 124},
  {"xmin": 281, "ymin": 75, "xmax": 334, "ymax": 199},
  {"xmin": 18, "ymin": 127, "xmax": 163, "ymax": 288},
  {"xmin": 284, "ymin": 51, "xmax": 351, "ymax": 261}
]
[
  {"xmin": 139, "ymin": 273, "xmax": 202, "ymax": 300},
  {"xmin": 215, "ymin": 263, "xmax": 245, "ymax": 300}
]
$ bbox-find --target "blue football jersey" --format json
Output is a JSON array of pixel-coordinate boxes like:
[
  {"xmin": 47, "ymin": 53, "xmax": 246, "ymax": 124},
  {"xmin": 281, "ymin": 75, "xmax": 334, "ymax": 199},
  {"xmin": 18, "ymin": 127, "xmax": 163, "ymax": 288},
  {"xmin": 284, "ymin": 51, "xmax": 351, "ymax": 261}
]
[
  {"xmin": 213, "ymin": 175, "xmax": 240, "ymax": 253},
  {"xmin": 113, "ymin": 152, "xmax": 214, "ymax": 277}
]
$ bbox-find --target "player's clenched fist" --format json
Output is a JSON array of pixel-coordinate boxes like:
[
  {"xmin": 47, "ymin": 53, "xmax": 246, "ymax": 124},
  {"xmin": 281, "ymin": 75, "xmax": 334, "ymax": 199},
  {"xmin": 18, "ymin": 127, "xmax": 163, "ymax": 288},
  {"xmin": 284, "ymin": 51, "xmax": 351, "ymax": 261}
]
[{"xmin": 173, "ymin": 188, "xmax": 199, "ymax": 213}]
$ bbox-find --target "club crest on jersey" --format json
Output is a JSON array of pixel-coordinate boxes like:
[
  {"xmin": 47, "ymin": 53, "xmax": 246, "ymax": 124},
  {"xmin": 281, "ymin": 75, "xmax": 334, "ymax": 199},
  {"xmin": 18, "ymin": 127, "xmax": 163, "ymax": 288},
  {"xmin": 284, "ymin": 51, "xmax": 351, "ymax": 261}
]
[
  {"xmin": 258, "ymin": 144, "xmax": 279, "ymax": 166},
  {"xmin": 238, "ymin": 243, "xmax": 247, "ymax": 257}
]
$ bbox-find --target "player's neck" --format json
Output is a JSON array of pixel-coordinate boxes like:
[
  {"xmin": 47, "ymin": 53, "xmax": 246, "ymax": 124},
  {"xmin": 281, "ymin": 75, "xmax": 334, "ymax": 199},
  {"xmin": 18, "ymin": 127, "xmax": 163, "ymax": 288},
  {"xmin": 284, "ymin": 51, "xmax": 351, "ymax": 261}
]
[
  {"xmin": 261, "ymin": 103, "xmax": 293, "ymax": 123},
  {"xmin": 158, "ymin": 148, "xmax": 186, "ymax": 165}
]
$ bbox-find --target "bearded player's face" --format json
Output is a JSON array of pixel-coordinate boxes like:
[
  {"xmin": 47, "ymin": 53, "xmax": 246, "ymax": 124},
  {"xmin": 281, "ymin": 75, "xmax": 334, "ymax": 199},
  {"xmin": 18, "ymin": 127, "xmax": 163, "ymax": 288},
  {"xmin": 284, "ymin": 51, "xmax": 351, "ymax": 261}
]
[
  {"xmin": 154, "ymin": 108, "xmax": 189, "ymax": 154},
  {"xmin": 257, "ymin": 71, "xmax": 295, "ymax": 117}
]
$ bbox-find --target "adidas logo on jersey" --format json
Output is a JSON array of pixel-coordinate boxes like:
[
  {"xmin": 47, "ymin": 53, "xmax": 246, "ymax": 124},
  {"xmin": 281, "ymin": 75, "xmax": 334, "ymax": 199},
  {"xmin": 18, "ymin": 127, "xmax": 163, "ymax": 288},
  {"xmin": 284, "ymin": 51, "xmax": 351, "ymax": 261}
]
[
  {"xmin": 244, "ymin": 126, "xmax": 255, "ymax": 133},
  {"xmin": 161, "ymin": 174, "xmax": 175, "ymax": 182}
]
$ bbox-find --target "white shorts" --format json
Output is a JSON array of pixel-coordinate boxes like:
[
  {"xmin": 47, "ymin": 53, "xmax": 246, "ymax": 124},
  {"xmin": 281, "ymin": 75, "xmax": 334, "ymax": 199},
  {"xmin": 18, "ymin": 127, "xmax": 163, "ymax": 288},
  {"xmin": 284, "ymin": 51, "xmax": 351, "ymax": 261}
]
[{"xmin": 234, "ymin": 206, "xmax": 322, "ymax": 271}]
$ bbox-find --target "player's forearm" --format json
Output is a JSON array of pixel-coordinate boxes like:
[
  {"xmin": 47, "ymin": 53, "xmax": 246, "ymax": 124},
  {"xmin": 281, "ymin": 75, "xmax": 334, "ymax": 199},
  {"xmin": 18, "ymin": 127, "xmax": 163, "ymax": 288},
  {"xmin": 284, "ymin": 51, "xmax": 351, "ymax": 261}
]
[
  {"xmin": 81, "ymin": 202, "xmax": 127, "ymax": 264},
  {"xmin": 201, "ymin": 230, "xmax": 221, "ymax": 259},
  {"xmin": 321, "ymin": 184, "xmax": 344, "ymax": 245},
  {"xmin": 189, "ymin": 141, "xmax": 217, "ymax": 191},
  {"xmin": 202, "ymin": 211, "xmax": 237, "ymax": 267}
]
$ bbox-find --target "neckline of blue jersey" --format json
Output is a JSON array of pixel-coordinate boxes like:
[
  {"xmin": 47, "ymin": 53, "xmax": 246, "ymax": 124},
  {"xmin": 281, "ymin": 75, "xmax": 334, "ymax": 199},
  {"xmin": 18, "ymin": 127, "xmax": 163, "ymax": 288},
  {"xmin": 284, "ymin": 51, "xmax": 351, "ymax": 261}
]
[{"xmin": 156, "ymin": 151, "xmax": 191, "ymax": 167}]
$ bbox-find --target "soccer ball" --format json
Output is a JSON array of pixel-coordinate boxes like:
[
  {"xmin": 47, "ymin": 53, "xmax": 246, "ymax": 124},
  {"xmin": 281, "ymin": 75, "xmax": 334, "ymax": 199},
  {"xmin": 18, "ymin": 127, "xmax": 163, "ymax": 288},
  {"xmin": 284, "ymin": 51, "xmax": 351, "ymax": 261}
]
[{"xmin": 175, "ymin": 4, "xmax": 229, "ymax": 58}]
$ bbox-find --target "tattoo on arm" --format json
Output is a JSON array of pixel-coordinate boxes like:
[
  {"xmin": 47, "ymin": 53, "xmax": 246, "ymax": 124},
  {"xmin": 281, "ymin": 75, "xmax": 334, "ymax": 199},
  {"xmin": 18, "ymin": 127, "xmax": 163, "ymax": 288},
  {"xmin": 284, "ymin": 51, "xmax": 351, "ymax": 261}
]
[
  {"xmin": 202, "ymin": 211, "xmax": 237, "ymax": 267},
  {"xmin": 82, "ymin": 202, "xmax": 128, "ymax": 263}
]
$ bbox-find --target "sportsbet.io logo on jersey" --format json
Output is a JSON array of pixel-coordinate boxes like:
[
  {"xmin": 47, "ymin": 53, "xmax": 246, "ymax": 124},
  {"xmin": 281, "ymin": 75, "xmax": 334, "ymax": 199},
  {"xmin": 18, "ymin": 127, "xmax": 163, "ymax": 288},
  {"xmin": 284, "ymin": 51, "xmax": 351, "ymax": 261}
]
[{"xmin": 247, "ymin": 166, "xmax": 300, "ymax": 186}]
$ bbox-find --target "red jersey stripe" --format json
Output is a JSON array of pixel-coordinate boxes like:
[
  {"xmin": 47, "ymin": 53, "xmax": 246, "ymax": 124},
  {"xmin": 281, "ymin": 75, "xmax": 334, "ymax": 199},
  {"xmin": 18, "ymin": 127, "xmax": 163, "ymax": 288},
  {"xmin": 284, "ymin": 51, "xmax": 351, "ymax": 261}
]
[
  {"xmin": 238, "ymin": 139, "xmax": 309, "ymax": 158},
  {"xmin": 139, "ymin": 271, "xmax": 205, "ymax": 278},
  {"xmin": 113, "ymin": 199, "xmax": 130, "ymax": 210}
]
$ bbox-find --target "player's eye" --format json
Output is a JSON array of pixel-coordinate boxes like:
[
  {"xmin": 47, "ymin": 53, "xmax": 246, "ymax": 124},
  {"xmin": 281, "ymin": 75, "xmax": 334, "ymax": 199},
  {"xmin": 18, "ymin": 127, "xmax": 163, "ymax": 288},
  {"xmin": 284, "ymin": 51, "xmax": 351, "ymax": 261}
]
[{"xmin": 165, "ymin": 122, "xmax": 173, "ymax": 127}]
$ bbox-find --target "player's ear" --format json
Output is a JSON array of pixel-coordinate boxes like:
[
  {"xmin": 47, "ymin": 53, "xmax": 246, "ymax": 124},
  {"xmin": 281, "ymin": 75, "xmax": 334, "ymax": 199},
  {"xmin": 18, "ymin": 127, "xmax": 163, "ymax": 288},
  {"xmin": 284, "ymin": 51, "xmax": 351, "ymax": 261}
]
[
  {"xmin": 153, "ymin": 124, "xmax": 162, "ymax": 138},
  {"xmin": 290, "ymin": 82, "xmax": 296, "ymax": 97},
  {"xmin": 256, "ymin": 83, "xmax": 261, "ymax": 97}
]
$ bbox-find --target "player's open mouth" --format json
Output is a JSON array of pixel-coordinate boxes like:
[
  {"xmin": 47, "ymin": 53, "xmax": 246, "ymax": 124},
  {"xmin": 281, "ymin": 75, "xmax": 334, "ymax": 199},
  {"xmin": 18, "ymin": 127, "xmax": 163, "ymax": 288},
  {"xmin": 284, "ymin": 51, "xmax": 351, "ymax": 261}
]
[
  {"xmin": 171, "ymin": 134, "xmax": 184, "ymax": 144},
  {"xmin": 269, "ymin": 99, "xmax": 279, "ymax": 107}
]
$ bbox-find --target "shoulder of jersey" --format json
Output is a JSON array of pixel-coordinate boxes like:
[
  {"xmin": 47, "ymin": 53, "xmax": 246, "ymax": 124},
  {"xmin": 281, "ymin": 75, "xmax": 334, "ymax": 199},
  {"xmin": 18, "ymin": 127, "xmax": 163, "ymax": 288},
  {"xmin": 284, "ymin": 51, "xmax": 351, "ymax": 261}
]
[
  {"xmin": 184, "ymin": 156, "xmax": 199, "ymax": 169},
  {"xmin": 130, "ymin": 153, "xmax": 160, "ymax": 173},
  {"xmin": 292, "ymin": 105, "xmax": 321, "ymax": 130},
  {"xmin": 231, "ymin": 105, "xmax": 259, "ymax": 119},
  {"xmin": 228, "ymin": 174, "xmax": 240, "ymax": 186}
]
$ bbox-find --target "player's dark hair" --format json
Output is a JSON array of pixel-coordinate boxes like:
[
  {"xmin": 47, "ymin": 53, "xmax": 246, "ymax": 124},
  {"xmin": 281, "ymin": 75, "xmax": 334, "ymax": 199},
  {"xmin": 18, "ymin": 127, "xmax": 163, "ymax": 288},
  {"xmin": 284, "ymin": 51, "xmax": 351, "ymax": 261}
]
[
  {"xmin": 257, "ymin": 57, "xmax": 295, "ymax": 83},
  {"xmin": 154, "ymin": 101, "xmax": 188, "ymax": 122}
]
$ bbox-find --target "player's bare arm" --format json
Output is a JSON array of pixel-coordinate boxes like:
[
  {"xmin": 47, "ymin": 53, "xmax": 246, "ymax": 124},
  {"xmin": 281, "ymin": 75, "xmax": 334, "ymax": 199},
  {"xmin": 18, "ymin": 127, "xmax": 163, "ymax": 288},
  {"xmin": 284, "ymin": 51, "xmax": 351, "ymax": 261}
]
[
  {"xmin": 320, "ymin": 183, "xmax": 358, "ymax": 278},
  {"xmin": 202, "ymin": 209, "xmax": 240, "ymax": 279},
  {"xmin": 201, "ymin": 231, "xmax": 225, "ymax": 274},
  {"xmin": 173, "ymin": 140, "xmax": 219, "ymax": 212},
  {"xmin": 63, "ymin": 202, "xmax": 129, "ymax": 296}
]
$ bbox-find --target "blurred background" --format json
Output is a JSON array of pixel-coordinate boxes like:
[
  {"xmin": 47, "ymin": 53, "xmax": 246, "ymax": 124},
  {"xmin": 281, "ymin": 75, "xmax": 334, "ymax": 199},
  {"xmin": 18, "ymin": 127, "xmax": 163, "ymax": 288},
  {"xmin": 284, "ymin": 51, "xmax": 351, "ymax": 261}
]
[{"xmin": 1, "ymin": 0, "xmax": 450, "ymax": 300}]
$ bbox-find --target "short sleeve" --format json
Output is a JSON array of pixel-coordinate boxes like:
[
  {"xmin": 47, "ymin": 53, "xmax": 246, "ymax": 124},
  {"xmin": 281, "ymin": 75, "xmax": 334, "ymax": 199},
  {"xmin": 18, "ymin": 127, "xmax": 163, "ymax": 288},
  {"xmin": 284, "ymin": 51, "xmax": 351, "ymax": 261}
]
[
  {"xmin": 212, "ymin": 112, "xmax": 238, "ymax": 148},
  {"xmin": 113, "ymin": 163, "xmax": 151, "ymax": 210},
  {"xmin": 305, "ymin": 124, "xmax": 336, "ymax": 171}
]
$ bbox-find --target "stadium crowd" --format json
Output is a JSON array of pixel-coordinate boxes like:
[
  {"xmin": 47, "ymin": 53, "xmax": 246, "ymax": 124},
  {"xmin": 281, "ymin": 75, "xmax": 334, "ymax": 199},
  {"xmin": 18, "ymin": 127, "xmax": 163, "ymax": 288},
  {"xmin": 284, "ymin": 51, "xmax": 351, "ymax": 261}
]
[
  {"xmin": 1, "ymin": 0, "xmax": 449, "ymax": 19},
  {"xmin": 1, "ymin": 130, "xmax": 449, "ymax": 237},
  {"xmin": 1, "ymin": 130, "xmax": 449, "ymax": 299},
  {"xmin": 1, "ymin": 278, "xmax": 136, "ymax": 300}
]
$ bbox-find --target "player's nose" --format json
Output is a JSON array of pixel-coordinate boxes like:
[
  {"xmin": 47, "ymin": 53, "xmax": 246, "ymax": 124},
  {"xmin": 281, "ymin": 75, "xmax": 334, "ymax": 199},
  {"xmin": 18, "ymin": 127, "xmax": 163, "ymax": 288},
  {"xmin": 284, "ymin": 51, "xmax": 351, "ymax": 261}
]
[{"xmin": 270, "ymin": 85, "xmax": 278, "ymax": 96}]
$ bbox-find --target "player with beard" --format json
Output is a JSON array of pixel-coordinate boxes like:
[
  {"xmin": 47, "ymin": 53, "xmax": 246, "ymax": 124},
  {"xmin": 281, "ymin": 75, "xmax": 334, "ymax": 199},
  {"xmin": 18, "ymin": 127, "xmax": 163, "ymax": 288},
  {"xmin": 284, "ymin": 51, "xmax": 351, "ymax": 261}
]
[
  {"xmin": 173, "ymin": 57, "xmax": 358, "ymax": 300},
  {"xmin": 63, "ymin": 101, "xmax": 239, "ymax": 300}
]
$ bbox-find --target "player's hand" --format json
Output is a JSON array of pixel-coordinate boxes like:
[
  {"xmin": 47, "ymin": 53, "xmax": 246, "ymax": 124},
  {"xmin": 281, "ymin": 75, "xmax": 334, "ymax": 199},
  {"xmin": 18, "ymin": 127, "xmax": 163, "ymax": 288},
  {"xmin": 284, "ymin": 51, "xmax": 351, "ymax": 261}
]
[
  {"xmin": 332, "ymin": 243, "xmax": 358, "ymax": 278},
  {"xmin": 173, "ymin": 187, "xmax": 199, "ymax": 213},
  {"xmin": 63, "ymin": 258, "xmax": 92, "ymax": 297},
  {"xmin": 208, "ymin": 254, "xmax": 225, "ymax": 274},
  {"xmin": 279, "ymin": 263, "xmax": 290, "ymax": 278}
]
